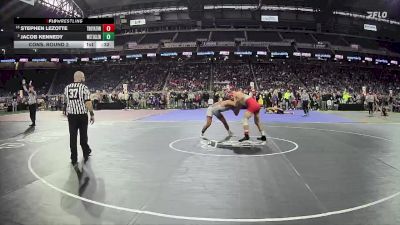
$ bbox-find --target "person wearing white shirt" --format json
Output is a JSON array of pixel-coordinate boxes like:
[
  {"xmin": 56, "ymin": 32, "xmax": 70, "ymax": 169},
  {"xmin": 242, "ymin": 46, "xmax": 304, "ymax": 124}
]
[{"xmin": 22, "ymin": 79, "xmax": 37, "ymax": 126}]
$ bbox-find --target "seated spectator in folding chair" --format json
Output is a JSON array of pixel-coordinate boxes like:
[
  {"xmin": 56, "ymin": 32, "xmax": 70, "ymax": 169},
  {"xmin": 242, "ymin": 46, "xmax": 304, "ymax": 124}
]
[{"xmin": 327, "ymin": 99, "xmax": 333, "ymax": 110}]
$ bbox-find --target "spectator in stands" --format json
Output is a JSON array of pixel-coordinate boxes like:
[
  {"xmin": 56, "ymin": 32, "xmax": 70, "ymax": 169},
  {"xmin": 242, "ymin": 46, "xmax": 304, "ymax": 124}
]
[
  {"xmin": 1, "ymin": 60, "xmax": 399, "ymax": 114},
  {"xmin": 283, "ymin": 90, "xmax": 291, "ymax": 110},
  {"xmin": 12, "ymin": 93, "xmax": 18, "ymax": 112}
]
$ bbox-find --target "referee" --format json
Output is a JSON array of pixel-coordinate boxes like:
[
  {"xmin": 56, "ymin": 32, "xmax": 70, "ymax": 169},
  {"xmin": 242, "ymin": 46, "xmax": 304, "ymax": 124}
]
[
  {"xmin": 22, "ymin": 79, "xmax": 37, "ymax": 126},
  {"xmin": 301, "ymin": 89, "xmax": 310, "ymax": 117},
  {"xmin": 366, "ymin": 91, "xmax": 375, "ymax": 116},
  {"xmin": 64, "ymin": 71, "xmax": 95, "ymax": 165}
]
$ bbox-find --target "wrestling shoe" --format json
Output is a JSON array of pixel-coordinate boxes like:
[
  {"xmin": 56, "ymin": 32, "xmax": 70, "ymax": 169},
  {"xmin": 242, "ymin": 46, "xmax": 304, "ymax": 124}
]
[
  {"xmin": 228, "ymin": 131, "xmax": 234, "ymax": 137},
  {"xmin": 84, "ymin": 154, "xmax": 91, "ymax": 163},
  {"xmin": 238, "ymin": 134, "xmax": 250, "ymax": 142},
  {"xmin": 257, "ymin": 135, "xmax": 267, "ymax": 141},
  {"xmin": 84, "ymin": 150, "xmax": 92, "ymax": 163}
]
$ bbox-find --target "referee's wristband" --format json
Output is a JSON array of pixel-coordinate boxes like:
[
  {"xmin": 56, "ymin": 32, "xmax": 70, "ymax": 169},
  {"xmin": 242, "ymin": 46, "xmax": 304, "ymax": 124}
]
[{"xmin": 89, "ymin": 111, "xmax": 94, "ymax": 117}]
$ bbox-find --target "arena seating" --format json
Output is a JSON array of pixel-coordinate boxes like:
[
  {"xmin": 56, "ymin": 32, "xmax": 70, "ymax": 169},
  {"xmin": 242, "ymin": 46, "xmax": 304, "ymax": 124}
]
[
  {"xmin": 345, "ymin": 37, "xmax": 381, "ymax": 49},
  {"xmin": 114, "ymin": 63, "xmax": 170, "ymax": 92},
  {"xmin": 0, "ymin": 70, "xmax": 55, "ymax": 96},
  {"xmin": 140, "ymin": 32, "xmax": 176, "ymax": 44},
  {"xmin": 174, "ymin": 31, "xmax": 210, "ymax": 42},
  {"xmin": 211, "ymin": 31, "xmax": 245, "ymax": 42},
  {"xmin": 125, "ymin": 49, "xmax": 158, "ymax": 54},
  {"xmin": 247, "ymin": 31, "xmax": 282, "ymax": 42},
  {"xmin": 51, "ymin": 67, "xmax": 75, "ymax": 95},
  {"xmin": 297, "ymin": 48, "xmax": 333, "ymax": 55},
  {"xmin": 159, "ymin": 47, "xmax": 197, "ymax": 53},
  {"xmin": 269, "ymin": 45, "xmax": 296, "ymax": 53},
  {"xmin": 198, "ymin": 46, "xmax": 237, "ymax": 52},
  {"xmin": 386, "ymin": 42, "xmax": 400, "ymax": 53},
  {"xmin": 281, "ymin": 32, "xmax": 316, "ymax": 44},
  {"xmin": 53, "ymin": 65, "xmax": 127, "ymax": 94},
  {"xmin": 252, "ymin": 63, "xmax": 304, "ymax": 91},
  {"xmin": 1, "ymin": 59, "xmax": 399, "ymax": 112},
  {"xmin": 166, "ymin": 63, "xmax": 210, "ymax": 91},
  {"xmin": 212, "ymin": 63, "xmax": 252, "ymax": 90},
  {"xmin": 238, "ymin": 46, "xmax": 267, "ymax": 52},
  {"xmin": 116, "ymin": 34, "xmax": 144, "ymax": 46},
  {"xmin": 314, "ymin": 34, "xmax": 349, "ymax": 46}
]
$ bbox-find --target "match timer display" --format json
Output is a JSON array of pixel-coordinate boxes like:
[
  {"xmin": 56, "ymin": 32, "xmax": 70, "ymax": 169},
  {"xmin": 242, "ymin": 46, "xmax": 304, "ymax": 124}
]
[{"xmin": 14, "ymin": 18, "xmax": 115, "ymax": 49}]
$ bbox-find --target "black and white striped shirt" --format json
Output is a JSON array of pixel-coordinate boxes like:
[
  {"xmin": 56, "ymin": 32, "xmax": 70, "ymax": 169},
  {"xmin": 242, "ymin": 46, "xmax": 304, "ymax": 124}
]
[
  {"xmin": 301, "ymin": 92, "xmax": 310, "ymax": 101},
  {"xmin": 23, "ymin": 85, "xmax": 37, "ymax": 105},
  {"xmin": 64, "ymin": 82, "xmax": 91, "ymax": 115}
]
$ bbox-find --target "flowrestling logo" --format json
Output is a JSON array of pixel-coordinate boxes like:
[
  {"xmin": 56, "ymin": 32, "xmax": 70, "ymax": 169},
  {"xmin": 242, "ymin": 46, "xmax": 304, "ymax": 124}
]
[{"xmin": 367, "ymin": 11, "xmax": 388, "ymax": 19}]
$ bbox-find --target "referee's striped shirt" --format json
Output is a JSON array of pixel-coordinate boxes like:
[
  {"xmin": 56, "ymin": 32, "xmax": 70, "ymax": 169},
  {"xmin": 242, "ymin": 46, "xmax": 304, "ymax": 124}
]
[{"xmin": 64, "ymin": 82, "xmax": 91, "ymax": 115}]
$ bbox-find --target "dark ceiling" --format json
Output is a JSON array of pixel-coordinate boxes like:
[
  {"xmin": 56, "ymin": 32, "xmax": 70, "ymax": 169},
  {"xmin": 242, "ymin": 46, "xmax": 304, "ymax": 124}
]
[
  {"xmin": 83, "ymin": 0, "xmax": 400, "ymax": 20},
  {"xmin": 0, "ymin": 0, "xmax": 399, "ymax": 26},
  {"xmin": 0, "ymin": 0, "xmax": 61, "ymax": 27},
  {"xmin": 0, "ymin": 0, "xmax": 399, "ymax": 19}
]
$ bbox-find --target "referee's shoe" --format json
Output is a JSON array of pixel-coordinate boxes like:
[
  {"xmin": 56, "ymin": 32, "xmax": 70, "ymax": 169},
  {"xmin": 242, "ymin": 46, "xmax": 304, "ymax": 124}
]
[{"xmin": 65, "ymin": 71, "xmax": 95, "ymax": 165}]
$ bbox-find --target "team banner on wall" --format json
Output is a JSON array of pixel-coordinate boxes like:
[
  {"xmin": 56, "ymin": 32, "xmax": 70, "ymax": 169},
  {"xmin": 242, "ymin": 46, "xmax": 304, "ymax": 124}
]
[
  {"xmin": 364, "ymin": 24, "xmax": 377, "ymax": 31},
  {"xmin": 123, "ymin": 84, "xmax": 128, "ymax": 94},
  {"xmin": 19, "ymin": 0, "xmax": 35, "ymax": 6},
  {"xmin": 250, "ymin": 82, "xmax": 255, "ymax": 90},
  {"xmin": 130, "ymin": 19, "xmax": 146, "ymax": 26},
  {"xmin": 261, "ymin": 15, "xmax": 279, "ymax": 22}
]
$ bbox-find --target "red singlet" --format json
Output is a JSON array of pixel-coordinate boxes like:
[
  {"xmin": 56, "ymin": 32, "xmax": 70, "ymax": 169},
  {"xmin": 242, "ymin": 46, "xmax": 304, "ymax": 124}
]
[{"xmin": 245, "ymin": 97, "xmax": 260, "ymax": 113}]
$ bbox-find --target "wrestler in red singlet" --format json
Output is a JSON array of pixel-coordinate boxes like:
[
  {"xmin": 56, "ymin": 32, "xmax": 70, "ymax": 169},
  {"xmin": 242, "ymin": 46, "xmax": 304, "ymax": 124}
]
[{"xmin": 232, "ymin": 91, "xmax": 266, "ymax": 142}]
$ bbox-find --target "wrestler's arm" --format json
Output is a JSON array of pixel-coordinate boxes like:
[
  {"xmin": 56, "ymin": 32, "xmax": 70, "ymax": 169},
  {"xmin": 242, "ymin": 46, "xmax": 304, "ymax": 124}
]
[
  {"xmin": 223, "ymin": 100, "xmax": 240, "ymax": 116},
  {"xmin": 233, "ymin": 106, "xmax": 241, "ymax": 116},
  {"xmin": 231, "ymin": 93, "xmax": 245, "ymax": 115},
  {"xmin": 233, "ymin": 100, "xmax": 242, "ymax": 116},
  {"xmin": 232, "ymin": 92, "xmax": 240, "ymax": 105},
  {"xmin": 22, "ymin": 80, "xmax": 29, "ymax": 94},
  {"xmin": 223, "ymin": 100, "xmax": 235, "ymax": 107}
]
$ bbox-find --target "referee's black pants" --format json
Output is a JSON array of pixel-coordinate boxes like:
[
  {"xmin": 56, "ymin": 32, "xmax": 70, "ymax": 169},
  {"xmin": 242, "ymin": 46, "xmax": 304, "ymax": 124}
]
[
  {"xmin": 68, "ymin": 114, "xmax": 91, "ymax": 162},
  {"xmin": 302, "ymin": 100, "xmax": 309, "ymax": 114},
  {"xmin": 368, "ymin": 102, "xmax": 374, "ymax": 114},
  {"xmin": 29, "ymin": 104, "xmax": 36, "ymax": 125}
]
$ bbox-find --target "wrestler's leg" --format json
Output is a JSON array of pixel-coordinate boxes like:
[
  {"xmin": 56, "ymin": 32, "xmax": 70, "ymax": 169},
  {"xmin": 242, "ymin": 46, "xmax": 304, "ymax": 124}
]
[
  {"xmin": 216, "ymin": 114, "xmax": 232, "ymax": 136},
  {"xmin": 254, "ymin": 111, "xmax": 267, "ymax": 141},
  {"xmin": 239, "ymin": 111, "xmax": 252, "ymax": 142},
  {"xmin": 201, "ymin": 116, "xmax": 213, "ymax": 136}
]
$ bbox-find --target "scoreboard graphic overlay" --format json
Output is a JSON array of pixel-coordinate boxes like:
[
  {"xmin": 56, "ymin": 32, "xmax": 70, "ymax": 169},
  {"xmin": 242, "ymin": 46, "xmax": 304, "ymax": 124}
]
[{"xmin": 14, "ymin": 18, "xmax": 115, "ymax": 49}]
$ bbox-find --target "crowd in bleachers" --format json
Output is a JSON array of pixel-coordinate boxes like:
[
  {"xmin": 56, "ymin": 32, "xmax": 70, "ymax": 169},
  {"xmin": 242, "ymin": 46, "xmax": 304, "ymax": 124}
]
[
  {"xmin": 114, "ymin": 63, "xmax": 170, "ymax": 92},
  {"xmin": 1, "ymin": 61, "xmax": 400, "ymax": 114},
  {"xmin": 213, "ymin": 63, "xmax": 253, "ymax": 91},
  {"xmin": 52, "ymin": 65, "xmax": 120, "ymax": 94},
  {"xmin": 114, "ymin": 31, "xmax": 389, "ymax": 50},
  {"xmin": 252, "ymin": 62, "xmax": 400, "ymax": 113},
  {"xmin": 0, "ymin": 69, "xmax": 54, "ymax": 96},
  {"xmin": 166, "ymin": 63, "xmax": 210, "ymax": 92}
]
